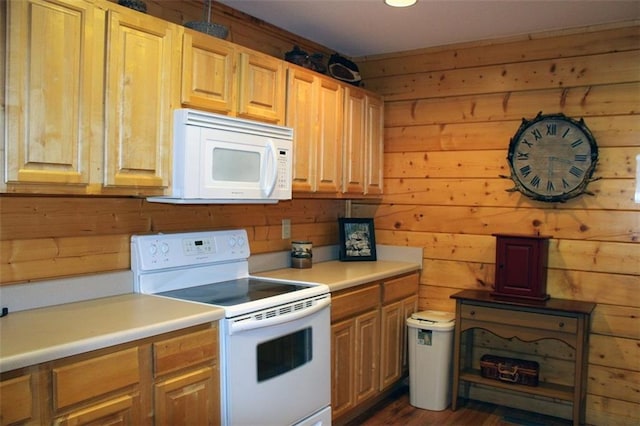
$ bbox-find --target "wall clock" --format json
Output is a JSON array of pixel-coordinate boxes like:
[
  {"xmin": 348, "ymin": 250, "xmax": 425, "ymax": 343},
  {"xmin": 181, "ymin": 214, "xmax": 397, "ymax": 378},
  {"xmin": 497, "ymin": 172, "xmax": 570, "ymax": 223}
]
[{"xmin": 506, "ymin": 112, "xmax": 599, "ymax": 203}]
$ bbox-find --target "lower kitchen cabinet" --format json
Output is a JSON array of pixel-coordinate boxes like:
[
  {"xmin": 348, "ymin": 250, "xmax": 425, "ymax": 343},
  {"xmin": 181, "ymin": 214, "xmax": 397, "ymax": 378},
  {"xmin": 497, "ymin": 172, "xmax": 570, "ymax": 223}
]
[
  {"xmin": 0, "ymin": 323, "xmax": 219, "ymax": 426},
  {"xmin": 0, "ymin": 367, "xmax": 42, "ymax": 425},
  {"xmin": 331, "ymin": 283, "xmax": 380, "ymax": 420},
  {"xmin": 380, "ymin": 274, "xmax": 419, "ymax": 391},
  {"xmin": 330, "ymin": 272, "xmax": 419, "ymax": 424},
  {"xmin": 153, "ymin": 327, "xmax": 220, "ymax": 426}
]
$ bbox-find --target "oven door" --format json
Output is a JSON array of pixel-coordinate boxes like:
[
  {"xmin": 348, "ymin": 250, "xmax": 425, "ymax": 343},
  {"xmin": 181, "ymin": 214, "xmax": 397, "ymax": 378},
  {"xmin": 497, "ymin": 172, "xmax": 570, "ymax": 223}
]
[{"xmin": 220, "ymin": 296, "xmax": 331, "ymax": 426}]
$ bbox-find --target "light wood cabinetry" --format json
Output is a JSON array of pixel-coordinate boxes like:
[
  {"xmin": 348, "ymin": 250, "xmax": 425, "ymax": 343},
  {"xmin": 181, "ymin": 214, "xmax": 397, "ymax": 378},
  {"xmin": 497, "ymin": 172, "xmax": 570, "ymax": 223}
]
[
  {"xmin": 342, "ymin": 87, "xmax": 367, "ymax": 195},
  {"xmin": 379, "ymin": 274, "xmax": 419, "ymax": 391},
  {"xmin": 153, "ymin": 328, "xmax": 220, "ymax": 426},
  {"xmin": 0, "ymin": 324, "xmax": 219, "ymax": 426},
  {"xmin": 4, "ymin": 0, "xmax": 102, "ymax": 191},
  {"xmin": 52, "ymin": 347, "xmax": 141, "ymax": 424},
  {"xmin": 181, "ymin": 29, "xmax": 237, "ymax": 115},
  {"xmin": 286, "ymin": 64, "xmax": 383, "ymax": 198},
  {"xmin": 451, "ymin": 290, "xmax": 594, "ymax": 426},
  {"xmin": 331, "ymin": 283, "xmax": 380, "ymax": 419},
  {"xmin": 286, "ymin": 67, "xmax": 344, "ymax": 193},
  {"xmin": 3, "ymin": 0, "xmax": 178, "ymax": 195},
  {"xmin": 103, "ymin": 6, "xmax": 179, "ymax": 191},
  {"xmin": 0, "ymin": 368, "xmax": 41, "ymax": 426},
  {"xmin": 343, "ymin": 86, "xmax": 385, "ymax": 196},
  {"xmin": 181, "ymin": 30, "xmax": 285, "ymax": 124},
  {"xmin": 330, "ymin": 271, "xmax": 419, "ymax": 423}
]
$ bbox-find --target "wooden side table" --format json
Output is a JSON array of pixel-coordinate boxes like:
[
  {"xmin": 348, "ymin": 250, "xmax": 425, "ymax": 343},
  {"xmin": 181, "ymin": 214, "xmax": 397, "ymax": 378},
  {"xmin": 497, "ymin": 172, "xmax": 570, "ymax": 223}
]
[{"xmin": 450, "ymin": 290, "xmax": 595, "ymax": 426}]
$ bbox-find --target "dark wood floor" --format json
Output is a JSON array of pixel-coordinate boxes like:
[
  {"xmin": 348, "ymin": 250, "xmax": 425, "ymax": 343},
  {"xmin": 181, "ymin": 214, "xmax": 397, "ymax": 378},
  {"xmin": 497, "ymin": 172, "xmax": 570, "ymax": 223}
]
[{"xmin": 347, "ymin": 386, "xmax": 573, "ymax": 426}]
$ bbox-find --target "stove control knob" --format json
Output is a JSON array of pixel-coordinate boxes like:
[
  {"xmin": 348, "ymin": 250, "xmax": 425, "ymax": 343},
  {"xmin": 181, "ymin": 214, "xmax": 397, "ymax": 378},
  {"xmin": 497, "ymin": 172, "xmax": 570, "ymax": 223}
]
[
  {"xmin": 149, "ymin": 244, "xmax": 158, "ymax": 255},
  {"xmin": 237, "ymin": 236, "xmax": 246, "ymax": 247},
  {"xmin": 161, "ymin": 243, "xmax": 170, "ymax": 254},
  {"xmin": 228, "ymin": 237, "xmax": 237, "ymax": 247}
]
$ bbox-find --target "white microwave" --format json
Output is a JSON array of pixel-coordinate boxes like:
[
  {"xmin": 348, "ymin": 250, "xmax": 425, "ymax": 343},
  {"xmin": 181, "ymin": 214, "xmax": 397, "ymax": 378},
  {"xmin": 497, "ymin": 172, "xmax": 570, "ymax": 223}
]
[{"xmin": 148, "ymin": 109, "xmax": 293, "ymax": 204}]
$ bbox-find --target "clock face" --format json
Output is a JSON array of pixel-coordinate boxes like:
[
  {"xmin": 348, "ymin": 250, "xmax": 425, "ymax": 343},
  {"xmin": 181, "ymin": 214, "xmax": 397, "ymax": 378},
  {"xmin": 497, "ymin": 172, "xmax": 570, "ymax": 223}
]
[{"xmin": 507, "ymin": 113, "xmax": 598, "ymax": 202}]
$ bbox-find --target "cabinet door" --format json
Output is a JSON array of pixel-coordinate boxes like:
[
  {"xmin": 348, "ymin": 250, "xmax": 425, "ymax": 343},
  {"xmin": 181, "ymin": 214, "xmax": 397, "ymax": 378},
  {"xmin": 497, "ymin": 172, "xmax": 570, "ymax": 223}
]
[
  {"xmin": 286, "ymin": 67, "xmax": 317, "ymax": 192},
  {"xmin": 154, "ymin": 367, "xmax": 217, "ymax": 426},
  {"xmin": 316, "ymin": 78, "xmax": 344, "ymax": 193},
  {"xmin": 331, "ymin": 320, "xmax": 355, "ymax": 419},
  {"xmin": 342, "ymin": 87, "xmax": 366, "ymax": 194},
  {"xmin": 181, "ymin": 29, "xmax": 236, "ymax": 114},
  {"xmin": 54, "ymin": 393, "xmax": 140, "ymax": 426},
  {"xmin": 5, "ymin": 0, "xmax": 101, "ymax": 190},
  {"xmin": 379, "ymin": 300, "xmax": 403, "ymax": 390},
  {"xmin": 365, "ymin": 95, "xmax": 384, "ymax": 195},
  {"xmin": 237, "ymin": 50, "xmax": 285, "ymax": 124},
  {"xmin": 0, "ymin": 372, "xmax": 39, "ymax": 425},
  {"xmin": 104, "ymin": 8, "xmax": 178, "ymax": 190},
  {"xmin": 354, "ymin": 310, "xmax": 380, "ymax": 404}
]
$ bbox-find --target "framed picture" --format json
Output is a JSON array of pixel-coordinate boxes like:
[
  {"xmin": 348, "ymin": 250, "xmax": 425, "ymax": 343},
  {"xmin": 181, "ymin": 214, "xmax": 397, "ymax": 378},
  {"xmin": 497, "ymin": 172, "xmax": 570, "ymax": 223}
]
[{"xmin": 338, "ymin": 218, "xmax": 377, "ymax": 261}]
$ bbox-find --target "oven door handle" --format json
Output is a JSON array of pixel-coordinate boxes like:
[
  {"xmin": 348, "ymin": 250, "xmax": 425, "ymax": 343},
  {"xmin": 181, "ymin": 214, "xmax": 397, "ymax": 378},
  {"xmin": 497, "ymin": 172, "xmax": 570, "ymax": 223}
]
[{"xmin": 228, "ymin": 297, "xmax": 330, "ymax": 335}]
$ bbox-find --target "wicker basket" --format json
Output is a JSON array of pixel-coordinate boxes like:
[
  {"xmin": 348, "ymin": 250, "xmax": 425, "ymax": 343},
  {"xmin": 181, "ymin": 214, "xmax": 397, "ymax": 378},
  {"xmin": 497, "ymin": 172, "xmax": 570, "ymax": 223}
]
[
  {"xmin": 184, "ymin": 21, "xmax": 228, "ymax": 39},
  {"xmin": 184, "ymin": 0, "xmax": 228, "ymax": 40}
]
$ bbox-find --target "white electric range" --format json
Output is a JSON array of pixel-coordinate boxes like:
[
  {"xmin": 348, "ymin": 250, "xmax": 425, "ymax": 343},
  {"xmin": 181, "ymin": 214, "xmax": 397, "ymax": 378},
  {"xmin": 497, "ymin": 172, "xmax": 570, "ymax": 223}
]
[{"xmin": 131, "ymin": 229, "xmax": 331, "ymax": 426}]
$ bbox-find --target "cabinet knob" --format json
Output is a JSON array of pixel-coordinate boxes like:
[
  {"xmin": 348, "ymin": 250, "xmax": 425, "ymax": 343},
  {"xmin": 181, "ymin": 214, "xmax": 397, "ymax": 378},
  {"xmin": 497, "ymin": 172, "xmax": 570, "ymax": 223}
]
[
  {"xmin": 470, "ymin": 310, "xmax": 476, "ymax": 316},
  {"xmin": 558, "ymin": 321, "xmax": 565, "ymax": 328}
]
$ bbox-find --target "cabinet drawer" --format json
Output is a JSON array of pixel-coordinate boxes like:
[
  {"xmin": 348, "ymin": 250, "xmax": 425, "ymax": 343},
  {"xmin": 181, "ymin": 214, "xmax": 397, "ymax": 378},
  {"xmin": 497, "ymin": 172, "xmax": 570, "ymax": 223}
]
[
  {"xmin": 461, "ymin": 304, "xmax": 577, "ymax": 334},
  {"xmin": 53, "ymin": 348, "xmax": 140, "ymax": 410},
  {"xmin": 331, "ymin": 284, "xmax": 380, "ymax": 323},
  {"xmin": 154, "ymin": 327, "xmax": 218, "ymax": 377},
  {"xmin": 382, "ymin": 273, "xmax": 418, "ymax": 304}
]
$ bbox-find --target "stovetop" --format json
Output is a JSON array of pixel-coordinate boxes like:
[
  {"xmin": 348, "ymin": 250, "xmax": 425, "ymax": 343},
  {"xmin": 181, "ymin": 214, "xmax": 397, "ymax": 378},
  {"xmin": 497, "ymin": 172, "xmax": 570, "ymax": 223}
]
[
  {"xmin": 131, "ymin": 229, "xmax": 329, "ymax": 318},
  {"xmin": 157, "ymin": 277, "xmax": 316, "ymax": 306}
]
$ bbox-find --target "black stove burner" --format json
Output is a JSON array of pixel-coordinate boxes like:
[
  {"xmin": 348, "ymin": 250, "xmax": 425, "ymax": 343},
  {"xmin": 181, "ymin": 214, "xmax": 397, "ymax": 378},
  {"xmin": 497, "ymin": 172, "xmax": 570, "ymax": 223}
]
[{"xmin": 157, "ymin": 277, "xmax": 311, "ymax": 306}]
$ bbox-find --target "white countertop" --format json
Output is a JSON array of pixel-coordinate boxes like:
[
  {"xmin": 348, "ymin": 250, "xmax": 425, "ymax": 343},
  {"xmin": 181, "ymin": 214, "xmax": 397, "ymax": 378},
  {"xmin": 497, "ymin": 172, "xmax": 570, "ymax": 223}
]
[
  {"xmin": 0, "ymin": 254, "xmax": 421, "ymax": 374},
  {"xmin": 0, "ymin": 293, "xmax": 224, "ymax": 373},
  {"xmin": 255, "ymin": 260, "xmax": 421, "ymax": 291}
]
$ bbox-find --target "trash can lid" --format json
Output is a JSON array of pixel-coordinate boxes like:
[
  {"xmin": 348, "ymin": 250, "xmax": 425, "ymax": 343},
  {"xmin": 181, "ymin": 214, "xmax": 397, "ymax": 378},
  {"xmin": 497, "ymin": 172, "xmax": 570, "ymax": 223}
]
[{"xmin": 410, "ymin": 310, "xmax": 455, "ymax": 324}]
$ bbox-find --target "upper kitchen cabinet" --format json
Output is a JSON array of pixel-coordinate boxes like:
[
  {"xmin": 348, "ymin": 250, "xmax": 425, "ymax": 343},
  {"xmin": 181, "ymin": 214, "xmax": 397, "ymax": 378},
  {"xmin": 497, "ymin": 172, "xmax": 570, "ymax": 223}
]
[
  {"xmin": 237, "ymin": 48, "xmax": 286, "ymax": 124},
  {"xmin": 181, "ymin": 32, "xmax": 285, "ymax": 124},
  {"xmin": 365, "ymin": 95, "xmax": 384, "ymax": 196},
  {"xmin": 3, "ymin": 0, "xmax": 179, "ymax": 196},
  {"xmin": 181, "ymin": 28, "xmax": 237, "ymax": 115},
  {"xmin": 103, "ymin": 6, "xmax": 180, "ymax": 192},
  {"xmin": 4, "ymin": 0, "xmax": 103, "ymax": 193},
  {"xmin": 344, "ymin": 86, "xmax": 384, "ymax": 197},
  {"xmin": 286, "ymin": 66, "xmax": 343, "ymax": 194}
]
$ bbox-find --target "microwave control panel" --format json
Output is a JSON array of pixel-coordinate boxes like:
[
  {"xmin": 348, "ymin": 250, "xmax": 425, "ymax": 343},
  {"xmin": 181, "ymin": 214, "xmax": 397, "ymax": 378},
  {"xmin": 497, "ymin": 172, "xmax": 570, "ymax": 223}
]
[{"xmin": 277, "ymin": 149, "xmax": 290, "ymax": 190}]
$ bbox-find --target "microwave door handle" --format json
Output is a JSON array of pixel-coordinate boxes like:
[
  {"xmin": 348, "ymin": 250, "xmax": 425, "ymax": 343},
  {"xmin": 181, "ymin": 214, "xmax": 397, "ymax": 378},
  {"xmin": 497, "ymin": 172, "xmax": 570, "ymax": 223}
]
[{"xmin": 262, "ymin": 140, "xmax": 278, "ymax": 197}]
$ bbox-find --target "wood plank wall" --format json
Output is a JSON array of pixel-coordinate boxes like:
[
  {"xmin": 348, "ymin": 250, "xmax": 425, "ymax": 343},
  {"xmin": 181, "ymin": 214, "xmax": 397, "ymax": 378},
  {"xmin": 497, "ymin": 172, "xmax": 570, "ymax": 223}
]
[{"xmin": 352, "ymin": 23, "xmax": 640, "ymax": 425}]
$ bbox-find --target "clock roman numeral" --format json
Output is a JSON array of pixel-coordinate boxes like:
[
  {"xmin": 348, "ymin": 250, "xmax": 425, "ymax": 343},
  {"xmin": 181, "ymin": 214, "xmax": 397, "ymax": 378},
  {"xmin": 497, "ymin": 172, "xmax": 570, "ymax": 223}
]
[
  {"xmin": 569, "ymin": 166, "xmax": 584, "ymax": 177},
  {"xmin": 562, "ymin": 127, "xmax": 571, "ymax": 138},
  {"xmin": 575, "ymin": 154, "xmax": 588, "ymax": 162},
  {"xmin": 571, "ymin": 138, "xmax": 584, "ymax": 148},
  {"xmin": 521, "ymin": 138, "xmax": 533, "ymax": 148},
  {"xmin": 531, "ymin": 128, "xmax": 543, "ymax": 140},
  {"xmin": 530, "ymin": 175, "xmax": 541, "ymax": 188},
  {"xmin": 517, "ymin": 152, "xmax": 529, "ymax": 160},
  {"xmin": 547, "ymin": 180, "xmax": 555, "ymax": 192},
  {"xmin": 519, "ymin": 165, "xmax": 532, "ymax": 177},
  {"xmin": 562, "ymin": 178, "xmax": 570, "ymax": 188},
  {"xmin": 546, "ymin": 124, "xmax": 557, "ymax": 135}
]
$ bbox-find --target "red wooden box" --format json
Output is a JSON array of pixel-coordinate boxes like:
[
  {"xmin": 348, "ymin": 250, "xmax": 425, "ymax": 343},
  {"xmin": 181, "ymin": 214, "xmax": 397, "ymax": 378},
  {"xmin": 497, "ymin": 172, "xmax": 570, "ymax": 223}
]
[{"xmin": 480, "ymin": 354, "xmax": 539, "ymax": 387}]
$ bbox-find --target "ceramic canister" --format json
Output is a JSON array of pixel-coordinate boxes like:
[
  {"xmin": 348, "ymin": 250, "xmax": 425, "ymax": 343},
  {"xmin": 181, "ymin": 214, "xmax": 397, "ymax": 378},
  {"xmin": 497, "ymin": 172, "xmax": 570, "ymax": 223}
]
[{"xmin": 291, "ymin": 241, "xmax": 312, "ymax": 268}]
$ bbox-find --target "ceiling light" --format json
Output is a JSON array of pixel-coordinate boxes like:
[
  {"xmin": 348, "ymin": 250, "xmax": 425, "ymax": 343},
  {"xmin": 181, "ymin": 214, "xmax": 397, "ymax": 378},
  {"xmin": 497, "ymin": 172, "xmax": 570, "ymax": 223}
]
[{"xmin": 384, "ymin": 0, "xmax": 417, "ymax": 7}]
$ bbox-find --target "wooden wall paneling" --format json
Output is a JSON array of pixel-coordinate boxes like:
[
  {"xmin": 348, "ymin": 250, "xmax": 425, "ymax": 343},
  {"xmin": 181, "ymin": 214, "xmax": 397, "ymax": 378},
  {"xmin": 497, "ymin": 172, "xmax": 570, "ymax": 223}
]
[
  {"xmin": 586, "ymin": 393, "xmax": 639, "ymax": 426},
  {"xmin": 357, "ymin": 24, "xmax": 640, "ymax": 79},
  {"xmin": 354, "ymin": 204, "xmax": 638, "ymax": 242},
  {"xmin": 368, "ymin": 50, "xmax": 640, "ymax": 101},
  {"xmin": 0, "ymin": 197, "xmax": 345, "ymax": 285},
  {"xmin": 384, "ymin": 115, "xmax": 640, "ymax": 153},
  {"xmin": 384, "ymin": 83, "xmax": 640, "ymax": 127},
  {"xmin": 355, "ymin": 24, "xmax": 639, "ymax": 423}
]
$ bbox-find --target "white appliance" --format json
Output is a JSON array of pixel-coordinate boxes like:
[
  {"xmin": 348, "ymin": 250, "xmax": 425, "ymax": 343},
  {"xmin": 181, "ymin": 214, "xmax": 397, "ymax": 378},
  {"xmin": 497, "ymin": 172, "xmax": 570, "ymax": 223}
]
[
  {"xmin": 148, "ymin": 109, "xmax": 293, "ymax": 204},
  {"xmin": 131, "ymin": 229, "xmax": 331, "ymax": 426}
]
